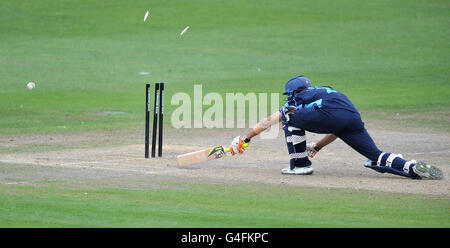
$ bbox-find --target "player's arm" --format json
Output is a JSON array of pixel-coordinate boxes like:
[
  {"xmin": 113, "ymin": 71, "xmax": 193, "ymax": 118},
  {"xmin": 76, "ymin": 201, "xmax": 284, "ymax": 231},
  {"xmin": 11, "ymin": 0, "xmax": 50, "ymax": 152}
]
[
  {"xmin": 230, "ymin": 111, "xmax": 282, "ymax": 155},
  {"xmin": 307, "ymin": 133, "xmax": 337, "ymax": 158},
  {"xmin": 246, "ymin": 111, "xmax": 282, "ymax": 139},
  {"xmin": 316, "ymin": 133, "xmax": 337, "ymax": 148}
]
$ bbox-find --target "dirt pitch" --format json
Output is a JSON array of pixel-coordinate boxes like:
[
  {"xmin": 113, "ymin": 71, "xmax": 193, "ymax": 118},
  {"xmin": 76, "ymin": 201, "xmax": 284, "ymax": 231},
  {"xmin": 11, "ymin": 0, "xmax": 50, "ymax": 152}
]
[{"xmin": 0, "ymin": 121, "xmax": 449, "ymax": 196}]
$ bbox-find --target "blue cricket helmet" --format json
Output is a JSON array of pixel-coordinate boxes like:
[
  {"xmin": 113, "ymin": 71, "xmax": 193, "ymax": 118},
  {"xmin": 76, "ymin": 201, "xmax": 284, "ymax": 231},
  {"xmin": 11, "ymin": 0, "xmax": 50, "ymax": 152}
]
[{"xmin": 282, "ymin": 75, "xmax": 312, "ymax": 96}]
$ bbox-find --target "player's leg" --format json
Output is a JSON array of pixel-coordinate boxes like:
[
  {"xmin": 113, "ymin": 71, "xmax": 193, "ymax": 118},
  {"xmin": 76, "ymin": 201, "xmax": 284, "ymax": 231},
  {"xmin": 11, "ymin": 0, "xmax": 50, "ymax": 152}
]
[
  {"xmin": 338, "ymin": 128, "xmax": 420, "ymax": 178},
  {"xmin": 360, "ymin": 142, "xmax": 442, "ymax": 179},
  {"xmin": 280, "ymin": 113, "xmax": 313, "ymax": 175},
  {"xmin": 337, "ymin": 115, "xmax": 443, "ymax": 179},
  {"xmin": 281, "ymin": 107, "xmax": 341, "ymax": 175}
]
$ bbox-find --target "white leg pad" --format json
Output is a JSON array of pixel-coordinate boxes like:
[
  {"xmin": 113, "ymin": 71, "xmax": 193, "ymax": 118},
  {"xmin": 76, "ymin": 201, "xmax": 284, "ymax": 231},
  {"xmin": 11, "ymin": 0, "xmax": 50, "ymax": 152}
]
[
  {"xmin": 386, "ymin": 153, "xmax": 403, "ymax": 167},
  {"xmin": 377, "ymin": 152, "xmax": 385, "ymax": 166},
  {"xmin": 288, "ymin": 126, "xmax": 301, "ymax": 132},
  {"xmin": 377, "ymin": 153, "xmax": 403, "ymax": 167},
  {"xmin": 403, "ymin": 160, "xmax": 416, "ymax": 173},
  {"xmin": 286, "ymin": 135, "xmax": 306, "ymax": 145},
  {"xmin": 289, "ymin": 152, "xmax": 308, "ymax": 159}
]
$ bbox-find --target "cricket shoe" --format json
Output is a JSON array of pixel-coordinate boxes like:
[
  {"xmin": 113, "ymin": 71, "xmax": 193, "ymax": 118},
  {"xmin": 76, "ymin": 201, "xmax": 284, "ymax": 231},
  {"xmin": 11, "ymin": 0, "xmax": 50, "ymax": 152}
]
[
  {"xmin": 364, "ymin": 159, "xmax": 385, "ymax": 173},
  {"xmin": 364, "ymin": 159, "xmax": 376, "ymax": 167},
  {"xmin": 281, "ymin": 166, "xmax": 314, "ymax": 175},
  {"xmin": 412, "ymin": 162, "xmax": 444, "ymax": 180}
]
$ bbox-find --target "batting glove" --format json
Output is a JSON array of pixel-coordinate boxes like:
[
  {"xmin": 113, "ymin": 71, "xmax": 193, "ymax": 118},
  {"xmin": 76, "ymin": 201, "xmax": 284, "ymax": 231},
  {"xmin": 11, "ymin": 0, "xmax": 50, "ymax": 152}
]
[
  {"xmin": 230, "ymin": 136, "xmax": 250, "ymax": 156},
  {"xmin": 306, "ymin": 142, "xmax": 322, "ymax": 158}
]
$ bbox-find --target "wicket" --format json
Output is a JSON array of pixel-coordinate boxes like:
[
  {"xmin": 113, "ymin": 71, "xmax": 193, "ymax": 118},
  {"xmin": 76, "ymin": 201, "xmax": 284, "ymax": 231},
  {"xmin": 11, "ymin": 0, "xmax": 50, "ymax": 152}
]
[
  {"xmin": 145, "ymin": 82, "xmax": 164, "ymax": 158},
  {"xmin": 145, "ymin": 84, "xmax": 151, "ymax": 158},
  {"xmin": 158, "ymin": 83, "xmax": 164, "ymax": 157}
]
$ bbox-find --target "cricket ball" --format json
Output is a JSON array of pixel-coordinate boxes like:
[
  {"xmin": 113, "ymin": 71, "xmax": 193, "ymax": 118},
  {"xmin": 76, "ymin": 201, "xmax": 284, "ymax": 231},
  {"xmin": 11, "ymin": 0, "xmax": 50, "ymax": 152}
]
[{"xmin": 27, "ymin": 82, "xmax": 35, "ymax": 90}]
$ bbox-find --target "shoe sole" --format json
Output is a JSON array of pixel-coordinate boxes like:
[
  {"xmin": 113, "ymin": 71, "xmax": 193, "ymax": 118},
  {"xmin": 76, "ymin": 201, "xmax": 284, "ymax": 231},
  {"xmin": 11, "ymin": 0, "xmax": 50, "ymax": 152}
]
[
  {"xmin": 282, "ymin": 171, "xmax": 314, "ymax": 175},
  {"xmin": 281, "ymin": 169, "xmax": 314, "ymax": 175},
  {"xmin": 413, "ymin": 163, "xmax": 444, "ymax": 180}
]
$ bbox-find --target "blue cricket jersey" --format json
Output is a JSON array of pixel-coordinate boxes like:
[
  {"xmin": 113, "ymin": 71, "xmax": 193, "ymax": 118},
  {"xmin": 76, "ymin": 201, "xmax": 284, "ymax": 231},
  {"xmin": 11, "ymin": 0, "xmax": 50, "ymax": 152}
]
[{"xmin": 280, "ymin": 86, "xmax": 359, "ymax": 114}]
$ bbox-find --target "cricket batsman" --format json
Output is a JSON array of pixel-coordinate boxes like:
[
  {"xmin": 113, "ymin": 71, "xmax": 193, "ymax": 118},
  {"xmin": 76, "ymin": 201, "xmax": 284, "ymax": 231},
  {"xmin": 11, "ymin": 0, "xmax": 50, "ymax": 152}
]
[{"xmin": 229, "ymin": 75, "xmax": 444, "ymax": 180}]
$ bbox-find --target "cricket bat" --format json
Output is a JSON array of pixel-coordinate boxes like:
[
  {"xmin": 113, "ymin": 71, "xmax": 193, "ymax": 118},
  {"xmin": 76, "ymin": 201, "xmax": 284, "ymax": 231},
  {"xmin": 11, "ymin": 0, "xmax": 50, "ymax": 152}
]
[{"xmin": 177, "ymin": 143, "xmax": 250, "ymax": 166}]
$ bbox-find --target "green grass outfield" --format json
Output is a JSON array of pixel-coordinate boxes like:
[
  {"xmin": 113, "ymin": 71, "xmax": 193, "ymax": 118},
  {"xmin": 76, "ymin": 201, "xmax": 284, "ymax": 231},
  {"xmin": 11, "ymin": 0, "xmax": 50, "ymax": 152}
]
[
  {"xmin": 1, "ymin": 0, "xmax": 449, "ymax": 134},
  {"xmin": 0, "ymin": 0, "xmax": 449, "ymax": 228},
  {"xmin": 0, "ymin": 180, "xmax": 448, "ymax": 228}
]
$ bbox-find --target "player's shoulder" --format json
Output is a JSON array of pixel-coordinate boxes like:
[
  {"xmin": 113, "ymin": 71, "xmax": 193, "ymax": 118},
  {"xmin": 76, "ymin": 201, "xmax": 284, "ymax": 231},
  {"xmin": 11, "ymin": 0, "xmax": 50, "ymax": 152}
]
[
  {"xmin": 306, "ymin": 86, "xmax": 337, "ymax": 92},
  {"xmin": 311, "ymin": 85, "xmax": 334, "ymax": 89}
]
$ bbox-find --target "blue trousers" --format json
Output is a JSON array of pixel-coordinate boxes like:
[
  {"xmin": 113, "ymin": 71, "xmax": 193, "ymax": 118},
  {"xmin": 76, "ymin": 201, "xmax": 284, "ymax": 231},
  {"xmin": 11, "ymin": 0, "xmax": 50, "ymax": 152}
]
[
  {"xmin": 289, "ymin": 107, "xmax": 381, "ymax": 160},
  {"xmin": 288, "ymin": 107, "xmax": 418, "ymax": 178}
]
